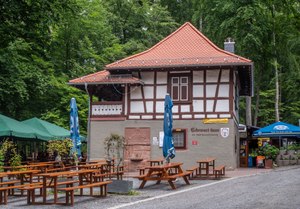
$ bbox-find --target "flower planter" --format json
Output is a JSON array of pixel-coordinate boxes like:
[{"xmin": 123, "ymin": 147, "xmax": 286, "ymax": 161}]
[
  {"xmin": 107, "ymin": 179, "xmax": 133, "ymax": 194},
  {"xmin": 282, "ymin": 160, "xmax": 290, "ymax": 166},
  {"xmin": 289, "ymin": 159, "xmax": 297, "ymax": 165},
  {"xmin": 276, "ymin": 159, "xmax": 284, "ymax": 167},
  {"xmin": 264, "ymin": 159, "xmax": 273, "ymax": 169}
]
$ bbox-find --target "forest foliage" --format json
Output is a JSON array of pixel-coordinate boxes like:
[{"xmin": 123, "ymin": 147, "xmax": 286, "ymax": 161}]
[{"xmin": 0, "ymin": 0, "xmax": 299, "ymax": 132}]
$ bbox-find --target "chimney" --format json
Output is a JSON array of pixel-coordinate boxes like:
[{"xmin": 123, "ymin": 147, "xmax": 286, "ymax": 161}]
[{"xmin": 224, "ymin": 37, "xmax": 235, "ymax": 53}]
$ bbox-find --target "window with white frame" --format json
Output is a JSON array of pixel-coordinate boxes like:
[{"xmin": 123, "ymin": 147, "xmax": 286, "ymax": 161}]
[
  {"xmin": 171, "ymin": 76, "xmax": 189, "ymax": 102},
  {"xmin": 172, "ymin": 129, "xmax": 187, "ymax": 149}
]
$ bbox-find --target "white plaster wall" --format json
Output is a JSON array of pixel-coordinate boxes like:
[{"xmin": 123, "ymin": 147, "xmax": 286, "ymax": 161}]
[
  {"xmin": 216, "ymin": 100, "xmax": 230, "ymax": 112},
  {"xmin": 156, "ymin": 86, "xmax": 167, "ymax": 98},
  {"xmin": 156, "ymin": 72, "xmax": 168, "ymax": 84},
  {"xmin": 206, "ymin": 70, "xmax": 219, "ymax": 82},
  {"xmin": 130, "ymin": 86, "xmax": 142, "ymax": 99},
  {"xmin": 141, "ymin": 72, "xmax": 154, "ymax": 84},
  {"xmin": 130, "ymin": 101, "xmax": 144, "ymax": 113},
  {"xmin": 172, "ymin": 105, "xmax": 179, "ymax": 113},
  {"xmin": 193, "ymin": 71, "xmax": 204, "ymax": 82},
  {"xmin": 218, "ymin": 84, "xmax": 229, "ymax": 97},
  {"xmin": 206, "ymin": 100, "xmax": 214, "ymax": 112},
  {"xmin": 193, "ymin": 100, "xmax": 204, "ymax": 112},
  {"xmin": 221, "ymin": 69, "xmax": 230, "ymax": 82},
  {"xmin": 193, "ymin": 85, "xmax": 204, "ymax": 97},
  {"xmin": 145, "ymin": 101, "xmax": 153, "ymax": 113},
  {"xmin": 144, "ymin": 86, "xmax": 154, "ymax": 99},
  {"xmin": 155, "ymin": 101, "xmax": 164, "ymax": 113},
  {"xmin": 206, "ymin": 84, "xmax": 217, "ymax": 97},
  {"xmin": 181, "ymin": 105, "xmax": 190, "ymax": 112}
]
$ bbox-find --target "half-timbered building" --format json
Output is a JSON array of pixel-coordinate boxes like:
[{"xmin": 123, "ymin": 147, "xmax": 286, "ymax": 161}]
[{"xmin": 69, "ymin": 22, "xmax": 253, "ymax": 170}]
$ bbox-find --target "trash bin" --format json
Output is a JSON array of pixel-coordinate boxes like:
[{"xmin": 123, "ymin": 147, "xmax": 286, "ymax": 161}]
[{"xmin": 248, "ymin": 156, "xmax": 253, "ymax": 168}]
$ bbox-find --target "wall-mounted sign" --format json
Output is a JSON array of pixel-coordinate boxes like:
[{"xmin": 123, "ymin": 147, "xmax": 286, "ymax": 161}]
[
  {"xmin": 190, "ymin": 127, "xmax": 230, "ymax": 138},
  {"xmin": 220, "ymin": 128, "xmax": 230, "ymax": 138},
  {"xmin": 203, "ymin": 118, "xmax": 229, "ymax": 124},
  {"xmin": 192, "ymin": 140, "xmax": 198, "ymax": 145}
]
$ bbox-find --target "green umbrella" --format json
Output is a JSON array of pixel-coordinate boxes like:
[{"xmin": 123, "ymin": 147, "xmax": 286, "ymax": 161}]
[
  {"xmin": 0, "ymin": 114, "xmax": 52, "ymax": 140},
  {"xmin": 22, "ymin": 117, "xmax": 86, "ymax": 141}
]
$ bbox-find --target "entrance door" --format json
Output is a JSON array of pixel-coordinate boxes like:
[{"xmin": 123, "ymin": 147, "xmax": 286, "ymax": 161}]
[{"xmin": 124, "ymin": 127, "xmax": 151, "ymax": 172}]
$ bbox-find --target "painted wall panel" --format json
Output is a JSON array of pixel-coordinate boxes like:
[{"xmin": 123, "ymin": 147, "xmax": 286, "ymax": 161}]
[
  {"xmin": 156, "ymin": 86, "xmax": 167, "ymax": 98},
  {"xmin": 181, "ymin": 105, "xmax": 190, "ymax": 112},
  {"xmin": 130, "ymin": 101, "xmax": 144, "ymax": 113},
  {"xmin": 206, "ymin": 100, "xmax": 214, "ymax": 112},
  {"xmin": 146, "ymin": 101, "xmax": 153, "ymax": 113},
  {"xmin": 130, "ymin": 86, "xmax": 142, "ymax": 99},
  {"xmin": 193, "ymin": 100, "xmax": 204, "ymax": 112},
  {"xmin": 218, "ymin": 84, "xmax": 229, "ymax": 97},
  {"xmin": 155, "ymin": 101, "xmax": 164, "ymax": 113},
  {"xmin": 193, "ymin": 85, "xmax": 204, "ymax": 97},
  {"xmin": 206, "ymin": 70, "xmax": 219, "ymax": 82},
  {"xmin": 193, "ymin": 71, "xmax": 204, "ymax": 82},
  {"xmin": 144, "ymin": 86, "xmax": 154, "ymax": 99},
  {"xmin": 157, "ymin": 72, "xmax": 168, "ymax": 84},
  {"xmin": 220, "ymin": 69, "xmax": 230, "ymax": 82},
  {"xmin": 206, "ymin": 84, "xmax": 217, "ymax": 97},
  {"xmin": 216, "ymin": 100, "xmax": 230, "ymax": 112},
  {"xmin": 141, "ymin": 72, "xmax": 154, "ymax": 84}
]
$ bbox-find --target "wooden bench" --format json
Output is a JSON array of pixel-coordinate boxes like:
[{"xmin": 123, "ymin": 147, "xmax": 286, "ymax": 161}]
[
  {"xmin": 0, "ymin": 182, "xmax": 42, "ymax": 205},
  {"xmin": 0, "ymin": 180, "xmax": 21, "ymax": 195},
  {"xmin": 19, "ymin": 180, "xmax": 79, "ymax": 205},
  {"xmin": 213, "ymin": 165, "xmax": 225, "ymax": 179},
  {"xmin": 163, "ymin": 171, "xmax": 192, "ymax": 182},
  {"xmin": 186, "ymin": 166, "xmax": 198, "ymax": 179},
  {"xmin": 57, "ymin": 181, "xmax": 112, "ymax": 206}
]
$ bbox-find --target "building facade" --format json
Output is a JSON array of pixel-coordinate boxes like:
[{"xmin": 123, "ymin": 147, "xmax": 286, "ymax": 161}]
[{"xmin": 69, "ymin": 22, "xmax": 253, "ymax": 171}]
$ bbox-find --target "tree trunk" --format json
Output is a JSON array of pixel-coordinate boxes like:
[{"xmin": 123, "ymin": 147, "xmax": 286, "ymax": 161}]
[
  {"xmin": 275, "ymin": 58, "xmax": 280, "ymax": 121},
  {"xmin": 245, "ymin": 96, "xmax": 252, "ymax": 126}
]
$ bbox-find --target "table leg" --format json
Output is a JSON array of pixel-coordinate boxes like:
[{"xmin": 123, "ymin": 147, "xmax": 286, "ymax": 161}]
[
  {"xmin": 42, "ymin": 176, "xmax": 47, "ymax": 203},
  {"xmin": 54, "ymin": 177, "xmax": 58, "ymax": 204},
  {"xmin": 139, "ymin": 180, "xmax": 147, "ymax": 189},
  {"xmin": 167, "ymin": 180, "xmax": 176, "ymax": 189}
]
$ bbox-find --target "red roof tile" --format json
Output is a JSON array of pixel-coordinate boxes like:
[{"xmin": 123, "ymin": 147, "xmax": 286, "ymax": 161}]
[
  {"xmin": 106, "ymin": 22, "xmax": 252, "ymax": 70},
  {"xmin": 68, "ymin": 70, "xmax": 143, "ymax": 85}
]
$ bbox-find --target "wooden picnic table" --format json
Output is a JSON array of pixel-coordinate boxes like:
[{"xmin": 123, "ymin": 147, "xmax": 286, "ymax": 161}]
[
  {"xmin": 0, "ymin": 170, "xmax": 40, "ymax": 196},
  {"xmin": 36, "ymin": 169, "xmax": 97, "ymax": 204},
  {"xmin": 196, "ymin": 157, "xmax": 216, "ymax": 177},
  {"xmin": 2, "ymin": 163, "xmax": 52, "ymax": 172},
  {"xmin": 0, "ymin": 170, "xmax": 40, "ymax": 183},
  {"xmin": 137, "ymin": 162, "xmax": 191, "ymax": 190},
  {"xmin": 147, "ymin": 158, "xmax": 164, "ymax": 166}
]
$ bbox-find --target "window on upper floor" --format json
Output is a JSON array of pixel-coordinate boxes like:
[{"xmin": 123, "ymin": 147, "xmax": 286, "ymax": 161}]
[{"xmin": 170, "ymin": 76, "xmax": 190, "ymax": 102}]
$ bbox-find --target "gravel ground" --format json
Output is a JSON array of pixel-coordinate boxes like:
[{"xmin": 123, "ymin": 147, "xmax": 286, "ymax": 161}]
[{"xmin": 2, "ymin": 166, "xmax": 300, "ymax": 209}]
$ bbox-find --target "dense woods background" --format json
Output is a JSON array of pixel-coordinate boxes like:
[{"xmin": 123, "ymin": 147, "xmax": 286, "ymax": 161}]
[{"xmin": 0, "ymin": 0, "xmax": 299, "ymax": 134}]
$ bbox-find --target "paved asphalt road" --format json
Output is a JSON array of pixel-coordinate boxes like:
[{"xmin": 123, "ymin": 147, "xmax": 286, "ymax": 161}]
[{"xmin": 108, "ymin": 167, "xmax": 300, "ymax": 209}]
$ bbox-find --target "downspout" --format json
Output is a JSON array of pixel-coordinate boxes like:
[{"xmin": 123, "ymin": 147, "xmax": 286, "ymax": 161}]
[{"xmin": 84, "ymin": 83, "xmax": 91, "ymax": 161}]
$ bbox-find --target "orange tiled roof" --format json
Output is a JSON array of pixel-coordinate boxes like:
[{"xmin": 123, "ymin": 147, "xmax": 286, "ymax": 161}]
[
  {"xmin": 68, "ymin": 70, "xmax": 143, "ymax": 85},
  {"xmin": 106, "ymin": 22, "xmax": 252, "ymax": 70}
]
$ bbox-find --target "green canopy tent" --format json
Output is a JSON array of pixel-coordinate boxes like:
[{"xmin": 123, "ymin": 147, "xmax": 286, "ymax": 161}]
[
  {"xmin": 22, "ymin": 117, "xmax": 86, "ymax": 142},
  {"xmin": 0, "ymin": 114, "xmax": 53, "ymax": 140}
]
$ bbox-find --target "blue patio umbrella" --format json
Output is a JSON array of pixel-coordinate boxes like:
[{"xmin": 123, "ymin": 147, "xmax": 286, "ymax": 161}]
[
  {"xmin": 253, "ymin": 121, "xmax": 300, "ymax": 138},
  {"xmin": 70, "ymin": 98, "xmax": 81, "ymax": 158},
  {"xmin": 163, "ymin": 94, "xmax": 175, "ymax": 163}
]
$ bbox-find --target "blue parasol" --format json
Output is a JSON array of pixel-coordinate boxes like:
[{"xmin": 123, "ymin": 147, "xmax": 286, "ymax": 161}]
[
  {"xmin": 70, "ymin": 98, "xmax": 81, "ymax": 158},
  {"xmin": 253, "ymin": 121, "xmax": 300, "ymax": 138},
  {"xmin": 163, "ymin": 94, "xmax": 175, "ymax": 163}
]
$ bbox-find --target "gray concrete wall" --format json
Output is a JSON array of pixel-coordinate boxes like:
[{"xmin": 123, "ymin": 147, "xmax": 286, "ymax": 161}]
[{"xmin": 89, "ymin": 119, "xmax": 238, "ymax": 170}]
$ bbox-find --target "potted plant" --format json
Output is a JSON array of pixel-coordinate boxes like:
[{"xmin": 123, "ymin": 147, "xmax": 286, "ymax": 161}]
[
  {"xmin": 0, "ymin": 139, "xmax": 22, "ymax": 170},
  {"xmin": 258, "ymin": 144, "xmax": 279, "ymax": 169},
  {"xmin": 104, "ymin": 133, "xmax": 133, "ymax": 194}
]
